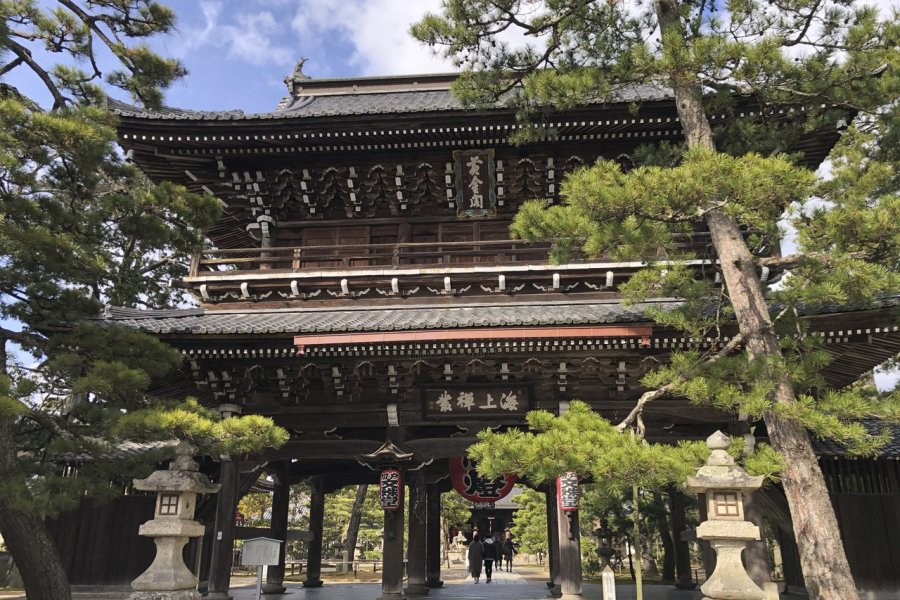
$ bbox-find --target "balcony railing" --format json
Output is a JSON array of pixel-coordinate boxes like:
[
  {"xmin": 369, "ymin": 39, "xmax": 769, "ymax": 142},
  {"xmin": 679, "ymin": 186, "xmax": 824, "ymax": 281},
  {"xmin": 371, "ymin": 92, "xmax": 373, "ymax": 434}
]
[{"xmin": 188, "ymin": 239, "xmax": 555, "ymax": 276}]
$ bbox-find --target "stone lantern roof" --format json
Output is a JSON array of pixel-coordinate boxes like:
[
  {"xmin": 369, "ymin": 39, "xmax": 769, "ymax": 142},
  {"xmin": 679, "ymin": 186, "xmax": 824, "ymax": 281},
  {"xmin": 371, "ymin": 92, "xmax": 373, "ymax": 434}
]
[
  {"xmin": 132, "ymin": 441, "xmax": 220, "ymax": 495},
  {"xmin": 687, "ymin": 431, "xmax": 764, "ymax": 493}
]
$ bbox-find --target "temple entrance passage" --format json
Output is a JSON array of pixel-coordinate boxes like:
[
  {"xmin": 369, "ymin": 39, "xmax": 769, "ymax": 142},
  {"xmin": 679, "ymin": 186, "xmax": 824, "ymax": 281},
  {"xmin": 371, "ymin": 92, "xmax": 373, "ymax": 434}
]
[{"xmin": 215, "ymin": 578, "xmax": 710, "ymax": 600}]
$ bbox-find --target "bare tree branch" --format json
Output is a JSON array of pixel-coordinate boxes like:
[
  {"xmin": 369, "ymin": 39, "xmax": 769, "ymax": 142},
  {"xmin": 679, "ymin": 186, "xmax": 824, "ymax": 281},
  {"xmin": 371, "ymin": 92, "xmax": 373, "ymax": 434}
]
[{"xmin": 616, "ymin": 332, "xmax": 746, "ymax": 432}]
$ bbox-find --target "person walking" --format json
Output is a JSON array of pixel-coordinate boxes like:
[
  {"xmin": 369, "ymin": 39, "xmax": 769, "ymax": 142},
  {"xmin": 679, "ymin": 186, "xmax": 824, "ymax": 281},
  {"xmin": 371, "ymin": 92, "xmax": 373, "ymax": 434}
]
[
  {"xmin": 482, "ymin": 532, "xmax": 499, "ymax": 583},
  {"xmin": 493, "ymin": 531, "xmax": 503, "ymax": 570},
  {"xmin": 502, "ymin": 530, "xmax": 515, "ymax": 572},
  {"xmin": 467, "ymin": 533, "xmax": 485, "ymax": 583}
]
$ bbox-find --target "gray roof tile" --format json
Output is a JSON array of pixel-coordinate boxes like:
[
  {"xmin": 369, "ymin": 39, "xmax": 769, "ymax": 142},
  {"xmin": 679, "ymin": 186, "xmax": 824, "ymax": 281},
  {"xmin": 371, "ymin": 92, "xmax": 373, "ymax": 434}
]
[
  {"xmin": 106, "ymin": 84, "xmax": 674, "ymax": 122},
  {"xmin": 810, "ymin": 421, "xmax": 900, "ymax": 458},
  {"xmin": 102, "ymin": 300, "xmax": 676, "ymax": 335}
]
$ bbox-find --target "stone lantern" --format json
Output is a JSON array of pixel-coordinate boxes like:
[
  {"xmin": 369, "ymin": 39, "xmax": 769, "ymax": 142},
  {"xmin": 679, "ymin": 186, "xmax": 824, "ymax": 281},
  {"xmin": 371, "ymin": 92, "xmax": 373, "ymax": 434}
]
[
  {"xmin": 128, "ymin": 441, "xmax": 220, "ymax": 600},
  {"xmin": 594, "ymin": 520, "xmax": 615, "ymax": 570},
  {"xmin": 686, "ymin": 431, "xmax": 777, "ymax": 600}
]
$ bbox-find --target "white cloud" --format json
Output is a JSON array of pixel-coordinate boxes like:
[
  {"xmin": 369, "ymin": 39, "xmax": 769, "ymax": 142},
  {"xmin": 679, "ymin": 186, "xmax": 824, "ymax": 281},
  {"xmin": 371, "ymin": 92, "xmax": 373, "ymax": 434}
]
[
  {"xmin": 290, "ymin": 0, "xmax": 452, "ymax": 76},
  {"xmin": 172, "ymin": 1, "xmax": 294, "ymax": 67}
]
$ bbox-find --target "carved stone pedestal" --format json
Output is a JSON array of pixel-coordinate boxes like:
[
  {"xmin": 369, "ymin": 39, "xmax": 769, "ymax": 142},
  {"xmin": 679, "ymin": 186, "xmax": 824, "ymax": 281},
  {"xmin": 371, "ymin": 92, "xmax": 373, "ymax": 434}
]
[{"xmin": 130, "ymin": 520, "xmax": 205, "ymax": 593}]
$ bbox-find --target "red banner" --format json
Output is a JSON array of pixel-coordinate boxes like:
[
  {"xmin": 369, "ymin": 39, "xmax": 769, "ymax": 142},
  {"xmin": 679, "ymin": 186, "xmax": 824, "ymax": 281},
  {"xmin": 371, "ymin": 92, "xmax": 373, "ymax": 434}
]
[{"xmin": 449, "ymin": 456, "xmax": 517, "ymax": 503}]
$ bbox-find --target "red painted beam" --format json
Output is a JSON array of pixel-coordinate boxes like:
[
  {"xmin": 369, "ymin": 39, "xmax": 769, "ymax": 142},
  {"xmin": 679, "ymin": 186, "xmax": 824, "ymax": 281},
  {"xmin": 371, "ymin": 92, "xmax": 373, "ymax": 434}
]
[{"xmin": 294, "ymin": 325, "xmax": 653, "ymax": 354}]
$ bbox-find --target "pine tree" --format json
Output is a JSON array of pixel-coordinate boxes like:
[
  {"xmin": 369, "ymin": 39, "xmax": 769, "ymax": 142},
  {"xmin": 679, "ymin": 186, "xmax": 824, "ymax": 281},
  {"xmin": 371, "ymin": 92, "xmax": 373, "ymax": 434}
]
[
  {"xmin": 0, "ymin": 3, "xmax": 287, "ymax": 599},
  {"xmin": 509, "ymin": 488, "xmax": 547, "ymax": 557},
  {"xmin": 413, "ymin": 3, "xmax": 900, "ymax": 598}
]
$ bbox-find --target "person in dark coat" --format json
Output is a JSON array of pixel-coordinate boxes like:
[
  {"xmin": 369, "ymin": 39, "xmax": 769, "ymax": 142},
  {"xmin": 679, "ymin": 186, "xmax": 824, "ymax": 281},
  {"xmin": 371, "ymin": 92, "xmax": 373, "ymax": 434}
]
[
  {"xmin": 502, "ymin": 530, "xmax": 515, "ymax": 572},
  {"xmin": 467, "ymin": 533, "xmax": 485, "ymax": 583},
  {"xmin": 482, "ymin": 533, "xmax": 499, "ymax": 583}
]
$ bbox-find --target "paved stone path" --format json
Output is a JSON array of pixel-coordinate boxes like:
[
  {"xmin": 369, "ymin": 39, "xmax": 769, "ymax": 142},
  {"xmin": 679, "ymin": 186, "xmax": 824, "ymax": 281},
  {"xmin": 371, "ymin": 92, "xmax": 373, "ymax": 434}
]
[
  {"xmin": 2, "ymin": 573, "xmax": 897, "ymax": 599},
  {"xmin": 225, "ymin": 578, "xmax": 704, "ymax": 600}
]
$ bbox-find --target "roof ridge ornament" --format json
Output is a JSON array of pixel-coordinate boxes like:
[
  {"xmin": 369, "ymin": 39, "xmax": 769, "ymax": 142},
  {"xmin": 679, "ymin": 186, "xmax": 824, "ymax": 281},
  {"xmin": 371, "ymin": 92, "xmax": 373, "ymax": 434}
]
[{"xmin": 285, "ymin": 57, "xmax": 311, "ymax": 91}]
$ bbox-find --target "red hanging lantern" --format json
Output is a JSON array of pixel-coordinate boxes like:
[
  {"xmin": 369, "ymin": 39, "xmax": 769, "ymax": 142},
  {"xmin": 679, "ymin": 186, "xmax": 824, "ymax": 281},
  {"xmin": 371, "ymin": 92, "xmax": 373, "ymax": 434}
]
[
  {"xmin": 557, "ymin": 472, "xmax": 580, "ymax": 512},
  {"xmin": 379, "ymin": 467, "xmax": 403, "ymax": 511},
  {"xmin": 449, "ymin": 456, "xmax": 517, "ymax": 503}
]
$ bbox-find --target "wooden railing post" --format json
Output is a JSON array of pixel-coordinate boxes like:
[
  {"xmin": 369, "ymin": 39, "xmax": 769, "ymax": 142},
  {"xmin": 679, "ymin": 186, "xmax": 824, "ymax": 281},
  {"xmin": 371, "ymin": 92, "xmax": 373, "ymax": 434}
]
[
  {"xmin": 189, "ymin": 252, "xmax": 201, "ymax": 277},
  {"xmin": 292, "ymin": 248, "xmax": 302, "ymax": 270},
  {"xmin": 392, "ymin": 244, "xmax": 400, "ymax": 267}
]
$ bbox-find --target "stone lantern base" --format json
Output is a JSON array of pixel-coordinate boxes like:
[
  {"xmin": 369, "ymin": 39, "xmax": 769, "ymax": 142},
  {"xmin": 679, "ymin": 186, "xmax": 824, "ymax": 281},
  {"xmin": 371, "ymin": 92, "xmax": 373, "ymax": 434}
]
[{"xmin": 127, "ymin": 591, "xmax": 201, "ymax": 600}]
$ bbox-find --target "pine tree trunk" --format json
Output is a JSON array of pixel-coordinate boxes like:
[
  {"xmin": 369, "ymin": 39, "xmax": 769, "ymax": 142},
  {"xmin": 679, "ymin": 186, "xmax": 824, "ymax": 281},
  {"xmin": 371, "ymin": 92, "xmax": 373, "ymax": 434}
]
[
  {"xmin": 0, "ymin": 413, "xmax": 72, "ymax": 600},
  {"xmin": 654, "ymin": 2, "xmax": 860, "ymax": 599},
  {"xmin": 632, "ymin": 484, "xmax": 644, "ymax": 600},
  {"xmin": 652, "ymin": 494, "xmax": 676, "ymax": 584},
  {"xmin": 343, "ymin": 483, "xmax": 368, "ymax": 563}
]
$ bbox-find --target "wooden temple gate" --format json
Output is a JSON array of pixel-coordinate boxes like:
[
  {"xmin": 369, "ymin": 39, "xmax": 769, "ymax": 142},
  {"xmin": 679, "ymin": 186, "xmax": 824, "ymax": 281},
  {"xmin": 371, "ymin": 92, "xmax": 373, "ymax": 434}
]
[{"xmin": 91, "ymin": 68, "xmax": 900, "ymax": 597}]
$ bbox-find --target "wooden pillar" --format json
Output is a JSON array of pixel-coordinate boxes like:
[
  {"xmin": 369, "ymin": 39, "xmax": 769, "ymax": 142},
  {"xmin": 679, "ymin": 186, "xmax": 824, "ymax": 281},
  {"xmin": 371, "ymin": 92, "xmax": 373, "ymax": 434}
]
[
  {"xmin": 425, "ymin": 483, "xmax": 443, "ymax": 588},
  {"xmin": 697, "ymin": 493, "xmax": 716, "ymax": 579},
  {"xmin": 777, "ymin": 525, "xmax": 806, "ymax": 594},
  {"xmin": 198, "ymin": 522, "xmax": 214, "ymax": 592},
  {"xmin": 380, "ymin": 470, "xmax": 406, "ymax": 600},
  {"xmin": 405, "ymin": 473, "xmax": 429, "ymax": 595},
  {"xmin": 669, "ymin": 488, "xmax": 695, "ymax": 589},
  {"xmin": 557, "ymin": 503, "xmax": 582, "ymax": 599},
  {"xmin": 545, "ymin": 486, "xmax": 561, "ymax": 596},
  {"xmin": 743, "ymin": 494, "xmax": 772, "ymax": 586},
  {"xmin": 206, "ymin": 458, "xmax": 239, "ymax": 600},
  {"xmin": 303, "ymin": 476, "xmax": 325, "ymax": 588},
  {"xmin": 263, "ymin": 463, "xmax": 290, "ymax": 594}
]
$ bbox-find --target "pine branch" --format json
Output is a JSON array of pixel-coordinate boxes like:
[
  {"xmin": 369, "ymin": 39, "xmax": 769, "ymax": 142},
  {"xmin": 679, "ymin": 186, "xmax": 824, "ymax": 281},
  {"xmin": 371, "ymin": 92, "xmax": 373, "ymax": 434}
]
[
  {"xmin": 781, "ymin": 0, "xmax": 823, "ymax": 47},
  {"xmin": 4, "ymin": 39, "xmax": 69, "ymax": 110},
  {"xmin": 616, "ymin": 332, "xmax": 746, "ymax": 432},
  {"xmin": 757, "ymin": 251, "xmax": 866, "ymax": 269},
  {"xmin": 0, "ymin": 57, "xmax": 26, "ymax": 77}
]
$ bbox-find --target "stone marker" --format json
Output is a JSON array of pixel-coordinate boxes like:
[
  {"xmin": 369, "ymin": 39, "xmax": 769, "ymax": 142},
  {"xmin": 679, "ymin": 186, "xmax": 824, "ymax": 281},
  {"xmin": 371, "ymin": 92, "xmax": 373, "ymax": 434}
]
[
  {"xmin": 128, "ymin": 441, "xmax": 220, "ymax": 600},
  {"xmin": 601, "ymin": 565, "xmax": 617, "ymax": 600}
]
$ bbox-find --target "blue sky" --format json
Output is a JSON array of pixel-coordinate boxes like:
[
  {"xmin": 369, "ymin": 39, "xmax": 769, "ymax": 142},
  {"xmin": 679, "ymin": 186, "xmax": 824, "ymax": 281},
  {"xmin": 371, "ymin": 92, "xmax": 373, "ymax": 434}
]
[{"xmin": 143, "ymin": 0, "xmax": 456, "ymax": 113}]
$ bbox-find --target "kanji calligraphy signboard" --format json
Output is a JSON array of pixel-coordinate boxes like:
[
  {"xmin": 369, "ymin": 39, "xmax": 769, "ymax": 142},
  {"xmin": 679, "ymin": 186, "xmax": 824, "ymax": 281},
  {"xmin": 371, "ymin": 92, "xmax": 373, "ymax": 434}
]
[
  {"xmin": 449, "ymin": 456, "xmax": 517, "ymax": 503},
  {"xmin": 557, "ymin": 472, "xmax": 580, "ymax": 512},
  {"xmin": 422, "ymin": 385, "xmax": 530, "ymax": 420},
  {"xmin": 379, "ymin": 468, "xmax": 403, "ymax": 511},
  {"xmin": 453, "ymin": 149, "xmax": 496, "ymax": 217}
]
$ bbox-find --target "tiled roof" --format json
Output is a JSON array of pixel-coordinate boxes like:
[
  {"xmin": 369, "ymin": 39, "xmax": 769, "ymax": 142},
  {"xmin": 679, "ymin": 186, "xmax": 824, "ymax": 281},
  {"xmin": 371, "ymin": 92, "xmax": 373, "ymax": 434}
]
[
  {"xmin": 102, "ymin": 299, "xmax": 678, "ymax": 335},
  {"xmin": 106, "ymin": 83, "xmax": 674, "ymax": 121},
  {"xmin": 811, "ymin": 421, "xmax": 900, "ymax": 458},
  {"xmin": 103, "ymin": 296, "xmax": 900, "ymax": 336}
]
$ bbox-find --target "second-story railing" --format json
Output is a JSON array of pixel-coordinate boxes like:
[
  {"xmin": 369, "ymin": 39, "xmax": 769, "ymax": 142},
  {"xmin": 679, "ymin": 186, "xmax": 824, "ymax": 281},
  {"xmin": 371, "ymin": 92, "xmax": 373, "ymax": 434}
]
[{"xmin": 188, "ymin": 239, "xmax": 556, "ymax": 276}]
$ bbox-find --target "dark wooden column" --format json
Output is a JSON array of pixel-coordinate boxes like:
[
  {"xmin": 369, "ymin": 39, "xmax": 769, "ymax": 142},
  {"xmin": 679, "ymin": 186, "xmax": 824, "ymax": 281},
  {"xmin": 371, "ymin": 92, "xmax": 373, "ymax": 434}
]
[
  {"xmin": 206, "ymin": 458, "xmax": 239, "ymax": 600},
  {"xmin": 697, "ymin": 493, "xmax": 717, "ymax": 578},
  {"xmin": 545, "ymin": 486, "xmax": 561, "ymax": 596},
  {"xmin": 405, "ymin": 472, "xmax": 429, "ymax": 595},
  {"xmin": 777, "ymin": 526, "xmax": 806, "ymax": 594},
  {"xmin": 744, "ymin": 494, "xmax": 772, "ymax": 586},
  {"xmin": 303, "ymin": 476, "xmax": 325, "ymax": 588},
  {"xmin": 556, "ymin": 503, "xmax": 582, "ymax": 599},
  {"xmin": 380, "ymin": 471, "xmax": 406, "ymax": 600},
  {"xmin": 263, "ymin": 462, "xmax": 290, "ymax": 595},
  {"xmin": 425, "ymin": 483, "xmax": 443, "ymax": 588},
  {"xmin": 669, "ymin": 488, "xmax": 695, "ymax": 589}
]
